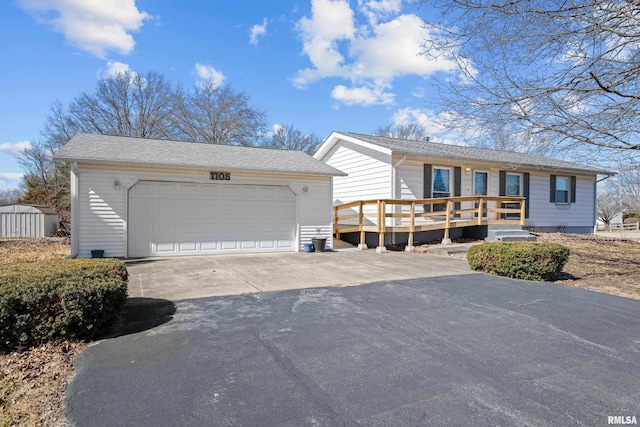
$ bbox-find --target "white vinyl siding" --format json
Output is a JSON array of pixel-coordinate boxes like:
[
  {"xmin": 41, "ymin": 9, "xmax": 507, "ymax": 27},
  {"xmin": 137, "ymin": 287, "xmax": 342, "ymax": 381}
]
[
  {"xmin": 75, "ymin": 164, "xmax": 333, "ymax": 258},
  {"xmin": 528, "ymin": 172, "xmax": 595, "ymax": 228},
  {"xmin": 323, "ymin": 140, "xmax": 391, "ymax": 203}
]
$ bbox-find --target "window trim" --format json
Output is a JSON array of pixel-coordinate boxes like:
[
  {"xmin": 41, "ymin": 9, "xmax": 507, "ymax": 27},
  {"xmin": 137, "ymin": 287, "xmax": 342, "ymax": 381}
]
[{"xmin": 554, "ymin": 175, "xmax": 570, "ymax": 205}]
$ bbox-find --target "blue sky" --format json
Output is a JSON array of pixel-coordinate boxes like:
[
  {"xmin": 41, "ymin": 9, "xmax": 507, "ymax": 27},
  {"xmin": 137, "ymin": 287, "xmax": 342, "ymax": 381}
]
[{"xmin": 0, "ymin": 0, "xmax": 465, "ymax": 190}]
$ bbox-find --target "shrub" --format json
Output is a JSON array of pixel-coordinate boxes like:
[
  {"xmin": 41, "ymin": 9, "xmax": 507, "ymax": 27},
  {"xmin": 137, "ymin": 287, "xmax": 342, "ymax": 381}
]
[
  {"xmin": 0, "ymin": 258, "xmax": 128, "ymax": 349},
  {"xmin": 467, "ymin": 242, "xmax": 569, "ymax": 281}
]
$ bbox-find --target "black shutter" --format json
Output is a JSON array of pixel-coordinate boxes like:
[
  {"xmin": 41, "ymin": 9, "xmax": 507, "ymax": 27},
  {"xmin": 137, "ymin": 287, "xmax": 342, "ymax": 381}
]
[
  {"xmin": 550, "ymin": 175, "xmax": 556, "ymax": 203},
  {"xmin": 499, "ymin": 171, "xmax": 506, "ymax": 219},
  {"xmin": 523, "ymin": 172, "xmax": 530, "ymax": 219},
  {"xmin": 570, "ymin": 176, "xmax": 576, "ymax": 203},
  {"xmin": 423, "ymin": 164, "xmax": 432, "ymax": 213},
  {"xmin": 454, "ymin": 166, "xmax": 462, "ymax": 214}
]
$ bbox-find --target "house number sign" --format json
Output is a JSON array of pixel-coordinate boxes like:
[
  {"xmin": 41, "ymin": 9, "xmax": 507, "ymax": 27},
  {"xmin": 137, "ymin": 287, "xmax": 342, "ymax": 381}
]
[{"xmin": 210, "ymin": 171, "xmax": 231, "ymax": 181}]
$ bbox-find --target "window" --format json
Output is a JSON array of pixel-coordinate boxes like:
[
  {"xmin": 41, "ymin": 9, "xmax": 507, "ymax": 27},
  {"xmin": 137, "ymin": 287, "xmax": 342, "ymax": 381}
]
[
  {"xmin": 505, "ymin": 173, "xmax": 522, "ymax": 219},
  {"xmin": 474, "ymin": 171, "xmax": 488, "ymax": 196},
  {"xmin": 432, "ymin": 167, "xmax": 451, "ymax": 211},
  {"xmin": 555, "ymin": 176, "xmax": 569, "ymax": 203},
  {"xmin": 474, "ymin": 171, "xmax": 488, "ymax": 218},
  {"xmin": 550, "ymin": 175, "xmax": 576, "ymax": 204},
  {"xmin": 506, "ymin": 173, "xmax": 521, "ymax": 196}
]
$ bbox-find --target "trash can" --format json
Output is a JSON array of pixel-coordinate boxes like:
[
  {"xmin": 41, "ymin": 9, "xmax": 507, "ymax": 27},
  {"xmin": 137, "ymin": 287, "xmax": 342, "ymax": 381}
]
[
  {"xmin": 303, "ymin": 243, "xmax": 314, "ymax": 252},
  {"xmin": 311, "ymin": 238, "xmax": 327, "ymax": 252}
]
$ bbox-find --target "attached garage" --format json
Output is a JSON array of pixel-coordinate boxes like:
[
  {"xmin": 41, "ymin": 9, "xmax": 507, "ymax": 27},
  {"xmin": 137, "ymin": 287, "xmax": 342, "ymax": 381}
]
[
  {"xmin": 128, "ymin": 182, "xmax": 296, "ymax": 257},
  {"xmin": 54, "ymin": 134, "xmax": 345, "ymax": 258}
]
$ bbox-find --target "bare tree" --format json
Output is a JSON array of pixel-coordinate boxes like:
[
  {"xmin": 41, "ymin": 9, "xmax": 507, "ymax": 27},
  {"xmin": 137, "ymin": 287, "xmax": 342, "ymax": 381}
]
[
  {"xmin": 264, "ymin": 124, "xmax": 321, "ymax": 154},
  {"xmin": 0, "ymin": 188, "xmax": 24, "ymax": 204},
  {"xmin": 597, "ymin": 190, "xmax": 624, "ymax": 226},
  {"xmin": 610, "ymin": 168, "xmax": 640, "ymax": 213},
  {"xmin": 173, "ymin": 81, "xmax": 267, "ymax": 146},
  {"xmin": 375, "ymin": 123, "xmax": 430, "ymax": 141},
  {"xmin": 59, "ymin": 70, "xmax": 176, "ymax": 139},
  {"xmin": 420, "ymin": 0, "xmax": 640, "ymax": 152},
  {"xmin": 18, "ymin": 139, "xmax": 70, "ymax": 222}
]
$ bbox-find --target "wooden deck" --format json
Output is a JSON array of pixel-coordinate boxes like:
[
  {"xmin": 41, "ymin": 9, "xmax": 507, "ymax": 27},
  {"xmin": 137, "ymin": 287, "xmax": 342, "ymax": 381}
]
[{"xmin": 333, "ymin": 196, "xmax": 526, "ymax": 248}]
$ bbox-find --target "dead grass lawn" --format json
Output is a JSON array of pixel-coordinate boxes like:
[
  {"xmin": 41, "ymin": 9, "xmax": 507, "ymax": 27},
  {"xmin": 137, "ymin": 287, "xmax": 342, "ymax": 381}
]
[{"xmin": 534, "ymin": 233, "xmax": 640, "ymax": 300}]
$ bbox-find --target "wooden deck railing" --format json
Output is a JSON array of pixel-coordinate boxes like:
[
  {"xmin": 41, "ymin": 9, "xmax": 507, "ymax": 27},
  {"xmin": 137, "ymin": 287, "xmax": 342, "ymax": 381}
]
[{"xmin": 333, "ymin": 196, "xmax": 526, "ymax": 248}]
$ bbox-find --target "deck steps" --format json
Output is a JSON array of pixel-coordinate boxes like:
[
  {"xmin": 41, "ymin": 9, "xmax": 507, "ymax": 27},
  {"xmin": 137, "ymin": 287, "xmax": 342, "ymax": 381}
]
[{"xmin": 486, "ymin": 225, "xmax": 536, "ymax": 242}]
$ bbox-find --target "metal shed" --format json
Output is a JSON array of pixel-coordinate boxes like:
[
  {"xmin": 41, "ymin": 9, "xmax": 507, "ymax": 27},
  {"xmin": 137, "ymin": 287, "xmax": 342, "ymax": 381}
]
[{"xmin": 0, "ymin": 204, "xmax": 58, "ymax": 238}]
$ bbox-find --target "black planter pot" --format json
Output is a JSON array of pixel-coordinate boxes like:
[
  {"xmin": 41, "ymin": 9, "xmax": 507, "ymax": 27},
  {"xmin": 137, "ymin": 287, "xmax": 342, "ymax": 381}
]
[
  {"xmin": 91, "ymin": 249, "xmax": 104, "ymax": 258},
  {"xmin": 311, "ymin": 238, "xmax": 327, "ymax": 252}
]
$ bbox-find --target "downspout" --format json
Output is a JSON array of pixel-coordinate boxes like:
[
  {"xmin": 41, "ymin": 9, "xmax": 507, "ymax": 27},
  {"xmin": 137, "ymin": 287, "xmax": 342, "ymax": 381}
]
[
  {"xmin": 68, "ymin": 162, "xmax": 79, "ymax": 258},
  {"xmin": 391, "ymin": 154, "xmax": 408, "ymax": 244}
]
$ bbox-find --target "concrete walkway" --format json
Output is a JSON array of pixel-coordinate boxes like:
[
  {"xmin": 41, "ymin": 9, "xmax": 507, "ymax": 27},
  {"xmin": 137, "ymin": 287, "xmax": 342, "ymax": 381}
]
[{"xmin": 125, "ymin": 249, "xmax": 472, "ymax": 301}]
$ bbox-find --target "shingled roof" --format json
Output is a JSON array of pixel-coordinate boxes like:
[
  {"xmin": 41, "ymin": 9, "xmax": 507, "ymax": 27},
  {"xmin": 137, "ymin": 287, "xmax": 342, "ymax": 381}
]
[
  {"xmin": 327, "ymin": 132, "xmax": 615, "ymax": 175},
  {"xmin": 55, "ymin": 133, "xmax": 345, "ymax": 177}
]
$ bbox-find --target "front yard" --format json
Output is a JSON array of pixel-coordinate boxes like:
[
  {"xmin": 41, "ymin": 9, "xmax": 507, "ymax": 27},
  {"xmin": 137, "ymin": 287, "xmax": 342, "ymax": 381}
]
[{"xmin": 1, "ymin": 233, "xmax": 639, "ymax": 425}]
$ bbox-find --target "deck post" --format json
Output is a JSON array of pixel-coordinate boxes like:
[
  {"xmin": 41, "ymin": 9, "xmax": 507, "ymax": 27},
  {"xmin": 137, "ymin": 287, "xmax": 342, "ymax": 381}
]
[
  {"xmin": 520, "ymin": 199, "xmax": 526, "ymax": 225},
  {"xmin": 405, "ymin": 201, "xmax": 416, "ymax": 252},
  {"xmin": 376, "ymin": 200, "xmax": 387, "ymax": 253},
  {"xmin": 442, "ymin": 200, "xmax": 452, "ymax": 245},
  {"xmin": 333, "ymin": 205, "xmax": 340, "ymax": 241},
  {"xmin": 358, "ymin": 200, "xmax": 367, "ymax": 250},
  {"xmin": 477, "ymin": 198, "xmax": 483, "ymax": 225}
]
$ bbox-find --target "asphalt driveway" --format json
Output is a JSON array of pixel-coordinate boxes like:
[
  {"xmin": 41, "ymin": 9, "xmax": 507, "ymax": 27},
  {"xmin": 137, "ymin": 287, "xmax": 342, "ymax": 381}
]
[{"xmin": 65, "ymin": 271, "xmax": 640, "ymax": 426}]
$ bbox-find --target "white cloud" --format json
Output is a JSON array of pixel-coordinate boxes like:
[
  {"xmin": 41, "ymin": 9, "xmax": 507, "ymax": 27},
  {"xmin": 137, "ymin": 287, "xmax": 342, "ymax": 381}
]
[
  {"xmin": 249, "ymin": 18, "xmax": 268, "ymax": 45},
  {"xmin": 194, "ymin": 63, "xmax": 225, "ymax": 88},
  {"xmin": 350, "ymin": 15, "xmax": 457, "ymax": 80},
  {"xmin": 293, "ymin": 0, "xmax": 355, "ymax": 87},
  {"xmin": 294, "ymin": 1, "xmax": 460, "ymax": 106},
  {"xmin": 358, "ymin": 0, "xmax": 402, "ymax": 25},
  {"xmin": 17, "ymin": 0, "xmax": 150, "ymax": 58},
  {"xmin": 104, "ymin": 60, "xmax": 130, "ymax": 77},
  {"xmin": 0, "ymin": 173, "xmax": 24, "ymax": 182},
  {"xmin": 0, "ymin": 141, "xmax": 32, "ymax": 156},
  {"xmin": 332, "ymin": 84, "xmax": 394, "ymax": 106}
]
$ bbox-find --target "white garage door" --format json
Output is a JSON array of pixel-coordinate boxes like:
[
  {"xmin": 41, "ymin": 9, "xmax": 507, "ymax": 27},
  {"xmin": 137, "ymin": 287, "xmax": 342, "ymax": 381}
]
[{"xmin": 128, "ymin": 181, "xmax": 296, "ymax": 257}]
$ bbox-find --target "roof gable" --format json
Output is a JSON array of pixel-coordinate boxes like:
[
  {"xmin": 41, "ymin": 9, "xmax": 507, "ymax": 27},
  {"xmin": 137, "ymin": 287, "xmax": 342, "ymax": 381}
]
[
  {"xmin": 319, "ymin": 131, "xmax": 615, "ymax": 175},
  {"xmin": 55, "ymin": 134, "xmax": 345, "ymax": 177}
]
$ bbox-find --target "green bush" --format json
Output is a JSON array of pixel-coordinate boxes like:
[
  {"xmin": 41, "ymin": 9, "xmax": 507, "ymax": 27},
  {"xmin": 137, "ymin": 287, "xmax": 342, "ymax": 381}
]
[
  {"xmin": 0, "ymin": 258, "xmax": 128, "ymax": 349},
  {"xmin": 467, "ymin": 242, "xmax": 570, "ymax": 281}
]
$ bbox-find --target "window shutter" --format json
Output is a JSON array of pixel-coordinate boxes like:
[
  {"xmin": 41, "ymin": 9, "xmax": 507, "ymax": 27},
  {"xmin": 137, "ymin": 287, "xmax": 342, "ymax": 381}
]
[
  {"xmin": 454, "ymin": 166, "xmax": 462, "ymax": 214},
  {"xmin": 570, "ymin": 176, "xmax": 576, "ymax": 203},
  {"xmin": 550, "ymin": 175, "xmax": 556, "ymax": 203},
  {"xmin": 523, "ymin": 172, "xmax": 530, "ymax": 218},
  {"xmin": 423, "ymin": 164, "xmax": 432, "ymax": 212},
  {"xmin": 499, "ymin": 171, "xmax": 506, "ymax": 219}
]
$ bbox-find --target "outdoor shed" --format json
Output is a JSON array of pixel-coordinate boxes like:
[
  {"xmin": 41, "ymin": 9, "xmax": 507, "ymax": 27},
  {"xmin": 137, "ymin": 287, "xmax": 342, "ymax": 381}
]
[
  {"xmin": 54, "ymin": 133, "xmax": 345, "ymax": 258},
  {"xmin": 0, "ymin": 204, "xmax": 58, "ymax": 238}
]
